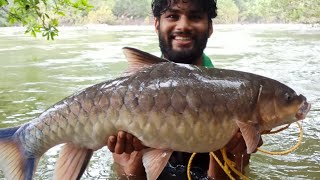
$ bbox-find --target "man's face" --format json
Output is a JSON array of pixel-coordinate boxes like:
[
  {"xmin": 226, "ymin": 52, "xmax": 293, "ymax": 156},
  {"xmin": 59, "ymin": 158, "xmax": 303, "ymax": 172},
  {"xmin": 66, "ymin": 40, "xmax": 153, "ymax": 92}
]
[{"xmin": 155, "ymin": 0, "xmax": 213, "ymax": 64}]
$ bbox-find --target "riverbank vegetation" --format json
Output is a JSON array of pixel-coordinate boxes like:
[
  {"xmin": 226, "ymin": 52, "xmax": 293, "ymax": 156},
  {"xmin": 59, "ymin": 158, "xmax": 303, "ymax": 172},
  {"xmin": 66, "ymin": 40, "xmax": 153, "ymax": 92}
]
[{"xmin": 1, "ymin": 0, "xmax": 319, "ymax": 38}]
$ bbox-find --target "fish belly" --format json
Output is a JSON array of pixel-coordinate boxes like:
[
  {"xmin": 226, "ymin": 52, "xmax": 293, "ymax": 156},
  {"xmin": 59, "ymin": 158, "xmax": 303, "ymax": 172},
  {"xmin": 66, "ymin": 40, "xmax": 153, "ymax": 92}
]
[{"xmin": 116, "ymin": 108, "xmax": 239, "ymax": 153}]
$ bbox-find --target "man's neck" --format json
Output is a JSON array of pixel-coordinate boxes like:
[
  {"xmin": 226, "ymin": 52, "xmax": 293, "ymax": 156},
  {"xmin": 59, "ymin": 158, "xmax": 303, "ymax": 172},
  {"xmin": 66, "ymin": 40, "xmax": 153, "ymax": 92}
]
[
  {"xmin": 163, "ymin": 55, "xmax": 204, "ymax": 66},
  {"xmin": 193, "ymin": 55, "xmax": 203, "ymax": 66}
]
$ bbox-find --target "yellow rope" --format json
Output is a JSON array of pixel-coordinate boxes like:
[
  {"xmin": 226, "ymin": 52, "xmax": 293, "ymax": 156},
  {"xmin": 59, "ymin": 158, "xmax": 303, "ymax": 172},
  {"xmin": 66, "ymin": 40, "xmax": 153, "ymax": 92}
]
[
  {"xmin": 210, "ymin": 152, "xmax": 235, "ymax": 180},
  {"xmin": 221, "ymin": 148, "xmax": 250, "ymax": 180},
  {"xmin": 258, "ymin": 122, "xmax": 303, "ymax": 155},
  {"xmin": 187, "ymin": 151, "xmax": 236, "ymax": 180},
  {"xmin": 187, "ymin": 122, "xmax": 303, "ymax": 179},
  {"xmin": 187, "ymin": 153, "xmax": 197, "ymax": 180}
]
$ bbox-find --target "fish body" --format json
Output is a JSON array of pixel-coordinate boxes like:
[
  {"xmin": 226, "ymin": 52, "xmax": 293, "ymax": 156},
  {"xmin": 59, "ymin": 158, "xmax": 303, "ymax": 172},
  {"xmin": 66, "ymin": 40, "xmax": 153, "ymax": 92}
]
[{"xmin": 0, "ymin": 47, "xmax": 311, "ymax": 180}]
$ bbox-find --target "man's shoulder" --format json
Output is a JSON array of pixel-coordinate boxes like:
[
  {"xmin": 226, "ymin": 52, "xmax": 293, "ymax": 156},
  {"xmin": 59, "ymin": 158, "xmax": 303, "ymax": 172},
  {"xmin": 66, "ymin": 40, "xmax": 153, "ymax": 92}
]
[{"xmin": 202, "ymin": 54, "xmax": 214, "ymax": 67}]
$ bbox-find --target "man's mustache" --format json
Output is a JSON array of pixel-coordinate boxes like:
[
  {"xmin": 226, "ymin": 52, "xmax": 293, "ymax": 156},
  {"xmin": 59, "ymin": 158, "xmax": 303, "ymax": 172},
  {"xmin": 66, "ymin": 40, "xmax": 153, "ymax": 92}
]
[{"xmin": 170, "ymin": 31, "xmax": 193, "ymax": 37}]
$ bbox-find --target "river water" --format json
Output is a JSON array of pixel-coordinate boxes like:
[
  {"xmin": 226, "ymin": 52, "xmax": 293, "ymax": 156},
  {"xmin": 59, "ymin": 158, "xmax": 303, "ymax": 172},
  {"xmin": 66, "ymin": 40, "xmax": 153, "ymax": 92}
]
[{"xmin": 0, "ymin": 24, "xmax": 319, "ymax": 179}]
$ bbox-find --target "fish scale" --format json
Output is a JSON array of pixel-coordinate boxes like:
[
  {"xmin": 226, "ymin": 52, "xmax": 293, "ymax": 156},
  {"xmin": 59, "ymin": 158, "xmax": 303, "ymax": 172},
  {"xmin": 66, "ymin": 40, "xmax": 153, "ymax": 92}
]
[{"xmin": 112, "ymin": 66, "xmax": 239, "ymax": 152}]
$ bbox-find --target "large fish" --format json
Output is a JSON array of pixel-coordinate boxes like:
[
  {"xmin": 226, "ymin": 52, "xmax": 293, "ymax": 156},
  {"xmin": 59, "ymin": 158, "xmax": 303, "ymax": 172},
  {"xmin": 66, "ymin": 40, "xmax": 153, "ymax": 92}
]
[{"xmin": 0, "ymin": 47, "xmax": 311, "ymax": 180}]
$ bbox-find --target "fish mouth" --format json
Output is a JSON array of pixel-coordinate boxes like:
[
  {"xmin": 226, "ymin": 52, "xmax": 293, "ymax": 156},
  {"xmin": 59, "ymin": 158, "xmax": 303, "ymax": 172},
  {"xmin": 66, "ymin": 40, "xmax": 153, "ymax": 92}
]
[{"xmin": 295, "ymin": 101, "xmax": 311, "ymax": 120}]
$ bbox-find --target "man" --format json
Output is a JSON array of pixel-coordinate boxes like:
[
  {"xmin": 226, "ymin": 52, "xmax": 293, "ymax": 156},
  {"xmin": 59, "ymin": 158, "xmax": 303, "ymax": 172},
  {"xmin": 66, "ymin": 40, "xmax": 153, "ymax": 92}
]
[{"xmin": 107, "ymin": 0, "xmax": 261, "ymax": 179}]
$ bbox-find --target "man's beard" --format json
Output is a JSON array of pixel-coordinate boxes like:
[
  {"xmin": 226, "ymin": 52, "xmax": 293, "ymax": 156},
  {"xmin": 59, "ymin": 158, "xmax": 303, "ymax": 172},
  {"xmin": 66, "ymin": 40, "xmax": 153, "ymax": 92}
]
[{"xmin": 158, "ymin": 30, "xmax": 209, "ymax": 64}]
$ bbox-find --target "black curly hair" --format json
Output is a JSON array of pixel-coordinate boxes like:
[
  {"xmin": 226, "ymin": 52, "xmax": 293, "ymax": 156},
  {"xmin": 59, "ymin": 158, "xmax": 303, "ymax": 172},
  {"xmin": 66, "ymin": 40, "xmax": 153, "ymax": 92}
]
[{"xmin": 151, "ymin": 0, "xmax": 217, "ymax": 20}]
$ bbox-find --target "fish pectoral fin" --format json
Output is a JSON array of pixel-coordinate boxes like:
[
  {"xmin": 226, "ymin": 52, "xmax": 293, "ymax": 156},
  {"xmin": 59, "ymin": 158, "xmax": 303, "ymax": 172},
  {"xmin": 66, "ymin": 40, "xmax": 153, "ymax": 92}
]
[
  {"xmin": 236, "ymin": 120, "xmax": 261, "ymax": 154},
  {"xmin": 122, "ymin": 47, "xmax": 169, "ymax": 74},
  {"xmin": 142, "ymin": 148, "xmax": 173, "ymax": 180},
  {"xmin": 54, "ymin": 143, "xmax": 93, "ymax": 180}
]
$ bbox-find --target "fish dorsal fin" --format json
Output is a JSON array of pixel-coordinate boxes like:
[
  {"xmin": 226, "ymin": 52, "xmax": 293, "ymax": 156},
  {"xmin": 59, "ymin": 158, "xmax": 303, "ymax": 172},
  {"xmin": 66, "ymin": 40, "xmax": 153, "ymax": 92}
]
[
  {"xmin": 122, "ymin": 47, "xmax": 169, "ymax": 74},
  {"xmin": 236, "ymin": 120, "xmax": 261, "ymax": 154},
  {"xmin": 142, "ymin": 148, "xmax": 173, "ymax": 180}
]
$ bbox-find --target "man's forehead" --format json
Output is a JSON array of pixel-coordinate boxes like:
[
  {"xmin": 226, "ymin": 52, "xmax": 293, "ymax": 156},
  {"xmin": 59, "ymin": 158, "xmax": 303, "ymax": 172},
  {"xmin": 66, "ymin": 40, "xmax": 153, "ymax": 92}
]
[{"xmin": 167, "ymin": 0, "xmax": 204, "ymax": 12}]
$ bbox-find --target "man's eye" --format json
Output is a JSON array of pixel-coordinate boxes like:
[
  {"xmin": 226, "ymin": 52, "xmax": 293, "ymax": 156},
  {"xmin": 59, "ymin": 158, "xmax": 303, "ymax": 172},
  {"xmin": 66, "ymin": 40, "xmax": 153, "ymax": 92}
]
[
  {"xmin": 190, "ymin": 15, "xmax": 202, "ymax": 20},
  {"xmin": 166, "ymin": 14, "xmax": 178, "ymax": 19}
]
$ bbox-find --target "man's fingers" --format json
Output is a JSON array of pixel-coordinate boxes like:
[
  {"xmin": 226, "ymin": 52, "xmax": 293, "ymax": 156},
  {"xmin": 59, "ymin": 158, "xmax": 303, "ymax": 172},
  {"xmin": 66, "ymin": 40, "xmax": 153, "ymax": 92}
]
[
  {"xmin": 107, "ymin": 131, "xmax": 147, "ymax": 154},
  {"xmin": 125, "ymin": 133, "xmax": 134, "ymax": 154},
  {"xmin": 107, "ymin": 135, "xmax": 117, "ymax": 152},
  {"xmin": 133, "ymin": 137, "xmax": 146, "ymax": 151},
  {"xmin": 115, "ymin": 131, "xmax": 127, "ymax": 154}
]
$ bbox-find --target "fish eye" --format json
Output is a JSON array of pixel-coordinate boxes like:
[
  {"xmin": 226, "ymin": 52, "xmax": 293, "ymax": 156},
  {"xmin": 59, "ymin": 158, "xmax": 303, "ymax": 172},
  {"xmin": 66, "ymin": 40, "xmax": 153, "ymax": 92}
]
[
  {"xmin": 284, "ymin": 92, "xmax": 296, "ymax": 102},
  {"xmin": 284, "ymin": 92, "xmax": 292, "ymax": 102}
]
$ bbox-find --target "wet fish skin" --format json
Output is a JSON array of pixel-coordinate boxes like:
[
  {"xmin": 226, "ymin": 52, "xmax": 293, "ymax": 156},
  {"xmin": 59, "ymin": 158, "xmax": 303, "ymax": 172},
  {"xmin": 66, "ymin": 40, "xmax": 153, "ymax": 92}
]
[
  {"xmin": 19, "ymin": 63, "xmax": 240, "ymax": 153},
  {"xmin": 0, "ymin": 47, "xmax": 311, "ymax": 180}
]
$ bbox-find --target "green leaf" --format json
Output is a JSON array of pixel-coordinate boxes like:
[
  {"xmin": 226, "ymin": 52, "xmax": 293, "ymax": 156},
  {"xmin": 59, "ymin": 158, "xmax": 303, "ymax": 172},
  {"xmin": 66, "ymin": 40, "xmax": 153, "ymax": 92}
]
[
  {"xmin": 25, "ymin": 29, "xmax": 30, "ymax": 34},
  {"xmin": 53, "ymin": 26, "xmax": 59, "ymax": 32},
  {"xmin": 42, "ymin": 32, "xmax": 48, "ymax": 37},
  {"xmin": 33, "ymin": 26, "xmax": 41, "ymax": 32},
  {"xmin": 57, "ymin": 11, "xmax": 65, "ymax": 16},
  {"xmin": 52, "ymin": 18, "xmax": 59, "ymax": 26},
  {"xmin": 73, "ymin": 3, "xmax": 79, "ymax": 8},
  {"xmin": 0, "ymin": 0, "xmax": 8, "ymax": 6},
  {"xmin": 50, "ymin": 32, "xmax": 55, "ymax": 40},
  {"xmin": 31, "ymin": 30, "xmax": 36, "ymax": 37},
  {"xmin": 8, "ymin": 17, "xmax": 17, "ymax": 24}
]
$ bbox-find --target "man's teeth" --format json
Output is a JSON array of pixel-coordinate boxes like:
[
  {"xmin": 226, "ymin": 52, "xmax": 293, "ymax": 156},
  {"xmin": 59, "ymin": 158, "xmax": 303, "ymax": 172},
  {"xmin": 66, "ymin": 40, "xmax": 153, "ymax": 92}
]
[{"xmin": 175, "ymin": 36, "xmax": 191, "ymax": 40}]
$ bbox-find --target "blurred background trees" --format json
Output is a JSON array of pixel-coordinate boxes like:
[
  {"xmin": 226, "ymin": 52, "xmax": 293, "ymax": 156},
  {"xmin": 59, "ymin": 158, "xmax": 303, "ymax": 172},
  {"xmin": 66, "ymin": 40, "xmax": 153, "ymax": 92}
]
[{"xmin": 0, "ymin": 0, "xmax": 319, "ymax": 38}]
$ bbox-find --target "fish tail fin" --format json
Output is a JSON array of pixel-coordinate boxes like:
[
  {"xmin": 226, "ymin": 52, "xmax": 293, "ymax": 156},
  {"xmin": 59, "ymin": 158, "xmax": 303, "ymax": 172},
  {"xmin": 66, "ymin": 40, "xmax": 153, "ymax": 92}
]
[
  {"xmin": 54, "ymin": 143, "xmax": 93, "ymax": 180},
  {"xmin": 0, "ymin": 126, "xmax": 38, "ymax": 180}
]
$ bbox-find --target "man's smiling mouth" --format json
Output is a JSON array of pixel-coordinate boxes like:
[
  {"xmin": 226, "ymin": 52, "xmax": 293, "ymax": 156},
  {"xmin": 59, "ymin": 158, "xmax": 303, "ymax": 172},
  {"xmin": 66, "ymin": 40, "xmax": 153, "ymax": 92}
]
[{"xmin": 174, "ymin": 36, "xmax": 192, "ymax": 41}]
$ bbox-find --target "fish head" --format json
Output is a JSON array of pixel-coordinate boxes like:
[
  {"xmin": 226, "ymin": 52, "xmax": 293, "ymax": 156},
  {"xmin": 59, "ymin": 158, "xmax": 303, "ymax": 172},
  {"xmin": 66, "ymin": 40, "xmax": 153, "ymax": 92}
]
[{"xmin": 259, "ymin": 82, "xmax": 311, "ymax": 130}]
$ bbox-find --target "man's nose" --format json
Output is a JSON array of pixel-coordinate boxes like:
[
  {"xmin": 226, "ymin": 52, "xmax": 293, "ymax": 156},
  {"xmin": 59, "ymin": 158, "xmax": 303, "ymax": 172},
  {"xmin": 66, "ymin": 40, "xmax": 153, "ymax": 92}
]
[{"xmin": 175, "ymin": 16, "xmax": 192, "ymax": 32}]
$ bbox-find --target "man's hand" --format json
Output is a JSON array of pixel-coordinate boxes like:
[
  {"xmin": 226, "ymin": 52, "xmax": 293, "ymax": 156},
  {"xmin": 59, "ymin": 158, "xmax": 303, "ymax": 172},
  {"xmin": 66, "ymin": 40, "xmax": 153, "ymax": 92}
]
[
  {"xmin": 107, "ymin": 131, "xmax": 147, "ymax": 176},
  {"xmin": 107, "ymin": 131, "xmax": 146, "ymax": 154},
  {"xmin": 226, "ymin": 131, "xmax": 263, "ymax": 154},
  {"xmin": 226, "ymin": 131, "xmax": 263, "ymax": 170}
]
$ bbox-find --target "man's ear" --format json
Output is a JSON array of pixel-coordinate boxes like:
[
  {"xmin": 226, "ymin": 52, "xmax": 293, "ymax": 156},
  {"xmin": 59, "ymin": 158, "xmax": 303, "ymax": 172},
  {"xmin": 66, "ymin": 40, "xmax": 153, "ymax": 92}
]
[
  {"xmin": 155, "ymin": 17, "xmax": 160, "ymax": 34},
  {"xmin": 208, "ymin": 20, "xmax": 213, "ymax": 37}
]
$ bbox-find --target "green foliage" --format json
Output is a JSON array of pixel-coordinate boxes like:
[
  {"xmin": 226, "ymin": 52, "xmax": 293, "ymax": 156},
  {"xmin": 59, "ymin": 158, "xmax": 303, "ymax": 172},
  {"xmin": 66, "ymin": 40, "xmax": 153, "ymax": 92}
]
[
  {"xmin": 215, "ymin": 0, "xmax": 239, "ymax": 23},
  {"xmin": 86, "ymin": 6, "xmax": 116, "ymax": 24},
  {"xmin": 112, "ymin": 0, "xmax": 150, "ymax": 18},
  {"xmin": 0, "ymin": 5, "xmax": 8, "ymax": 26},
  {"xmin": 236, "ymin": 0, "xmax": 320, "ymax": 23},
  {"xmin": 1, "ymin": 0, "xmax": 93, "ymax": 39},
  {"xmin": 83, "ymin": 0, "xmax": 116, "ymax": 24},
  {"xmin": 0, "ymin": 0, "xmax": 8, "ymax": 6}
]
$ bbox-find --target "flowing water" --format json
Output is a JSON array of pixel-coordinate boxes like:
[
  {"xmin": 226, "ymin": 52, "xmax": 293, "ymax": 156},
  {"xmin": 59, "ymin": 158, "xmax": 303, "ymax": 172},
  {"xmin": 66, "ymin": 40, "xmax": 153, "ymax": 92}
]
[{"xmin": 0, "ymin": 24, "xmax": 319, "ymax": 179}]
